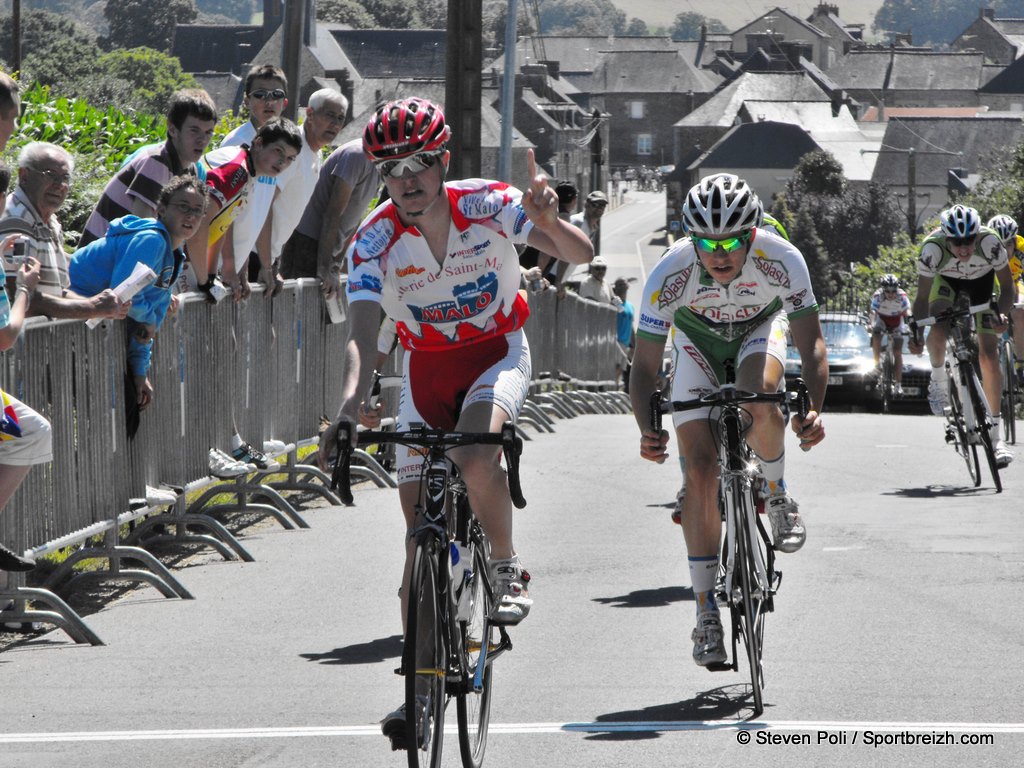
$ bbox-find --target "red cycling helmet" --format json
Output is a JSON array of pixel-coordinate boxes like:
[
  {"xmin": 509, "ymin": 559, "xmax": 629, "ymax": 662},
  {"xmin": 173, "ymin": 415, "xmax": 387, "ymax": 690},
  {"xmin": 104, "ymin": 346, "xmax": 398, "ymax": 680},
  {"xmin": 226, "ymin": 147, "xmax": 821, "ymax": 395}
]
[{"xmin": 363, "ymin": 97, "xmax": 451, "ymax": 161}]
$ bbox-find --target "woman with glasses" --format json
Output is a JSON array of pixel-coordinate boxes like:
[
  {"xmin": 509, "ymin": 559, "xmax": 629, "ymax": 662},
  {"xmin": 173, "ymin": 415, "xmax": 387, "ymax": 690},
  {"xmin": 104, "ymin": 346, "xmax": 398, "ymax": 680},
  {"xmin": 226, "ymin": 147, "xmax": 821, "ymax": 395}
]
[
  {"xmin": 629, "ymin": 173, "xmax": 827, "ymax": 668},
  {"xmin": 908, "ymin": 205, "xmax": 1015, "ymax": 466},
  {"xmin": 869, "ymin": 273, "xmax": 912, "ymax": 394},
  {"xmin": 318, "ymin": 96, "xmax": 592, "ymax": 746}
]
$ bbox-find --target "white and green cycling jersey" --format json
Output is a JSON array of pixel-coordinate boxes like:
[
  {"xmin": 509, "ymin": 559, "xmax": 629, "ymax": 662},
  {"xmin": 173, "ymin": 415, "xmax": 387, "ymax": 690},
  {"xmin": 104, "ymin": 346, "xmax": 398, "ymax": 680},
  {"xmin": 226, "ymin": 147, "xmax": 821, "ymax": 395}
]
[
  {"xmin": 637, "ymin": 227, "xmax": 818, "ymax": 350},
  {"xmin": 917, "ymin": 226, "xmax": 1007, "ymax": 280}
]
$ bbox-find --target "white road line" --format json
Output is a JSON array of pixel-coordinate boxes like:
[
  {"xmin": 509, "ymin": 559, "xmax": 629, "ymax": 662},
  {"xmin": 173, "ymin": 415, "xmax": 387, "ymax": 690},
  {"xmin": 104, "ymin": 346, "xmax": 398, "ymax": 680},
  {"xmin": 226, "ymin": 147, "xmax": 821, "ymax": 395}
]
[{"xmin": 2, "ymin": 721, "xmax": 1022, "ymax": 744}]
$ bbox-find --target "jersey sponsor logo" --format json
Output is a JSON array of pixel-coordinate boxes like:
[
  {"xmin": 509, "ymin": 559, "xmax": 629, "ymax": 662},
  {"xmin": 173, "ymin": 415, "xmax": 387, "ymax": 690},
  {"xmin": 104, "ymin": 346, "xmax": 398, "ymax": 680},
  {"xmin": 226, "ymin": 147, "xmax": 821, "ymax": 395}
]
[
  {"xmin": 357, "ymin": 218, "xmax": 395, "ymax": 259},
  {"xmin": 347, "ymin": 274, "xmax": 383, "ymax": 294},
  {"xmin": 512, "ymin": 206, "xmax": 529, "ymax": 235},
  {"xmin": 657, "ymin": 266, "xmax": 693, "ymax": 309},
  {"xmin": 753, "ymin": 255, "xmax": 790, "ymax": 288},
  {"xmin": 451, "ymin": 241, "xmax": 492, "ymax": 260},
  {"xmin": 735, "ymin": 281, "xmax": 758, "ymax": 298},
  {"xmin": 695, "ymin": 286, "xmax": 721, "ymax": 299},
  {"xmin": 410, "ymin": 271, "xmax": 499, "ymax": 323},
  {"xmin": 457, "ymin": 190, "xmax": 503, "ymax": 220},
  {"xmin": 395, "ymin": 264, "xmax": 425, "ymax": 278},
  {"xmin": 639, "ymin": 312, "xmax": 671, "ymax": 333},
  {"xmin": 681, "ymin": 343, "xmax": 716, "ymax": 385},
  {"xmin": 787, "ymin": 288, "xmax": 808, "ymax": 308},
  {"xmin": 693, "ymin": 304, "xmax": 764, "ymax": 327}
]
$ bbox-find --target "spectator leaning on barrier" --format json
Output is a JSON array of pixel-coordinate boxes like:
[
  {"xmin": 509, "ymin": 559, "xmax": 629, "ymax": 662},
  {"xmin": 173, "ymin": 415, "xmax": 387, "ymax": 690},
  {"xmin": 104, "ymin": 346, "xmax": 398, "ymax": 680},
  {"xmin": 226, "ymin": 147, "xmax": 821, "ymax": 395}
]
[
  {"xmin": 269, "ymin": 89, "xmax": 349, "ymax": 297},
  {"xmin": 77, "ymin": 89, "xmax": 217, "ymax": 249},
  {"xmin": 216, "ymin": 64, "xmax": 290, "ymax": 298},
  {"xmin": 187, "ymin": 117, "xmax": 302, "ymax": 299},
  {"xmin": 578, "ymin": 255, "xmax": 614, "ymax": 303},
  {"xmin": 0, "ymin": 143, "xmax": 128, "ymax": 322},
  {"xmin": 68, "ymin": 176, "xmax": 207, "ymax": 435},
  {"xmin": 0, "ymin": 163, "xmax": 52, "ymax": 574},
  {"xmin": 612, "ymin": 276, "xmax": 636, "ymax": 391},
  {"xmin": 571, "ymin": 189, "xmax": 608, "ymax": 252},
  {"xmin": 281, "ymin": 136, "xmax": 379, "ymax": 299}
]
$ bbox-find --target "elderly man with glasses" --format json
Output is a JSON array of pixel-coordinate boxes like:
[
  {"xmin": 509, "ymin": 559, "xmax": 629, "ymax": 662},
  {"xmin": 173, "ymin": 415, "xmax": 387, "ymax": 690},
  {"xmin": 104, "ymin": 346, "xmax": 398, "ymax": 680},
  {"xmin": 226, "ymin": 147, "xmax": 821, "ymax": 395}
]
[{"xmin": 0, "ymin": 142, "xmax": 127, "ymax": 321}]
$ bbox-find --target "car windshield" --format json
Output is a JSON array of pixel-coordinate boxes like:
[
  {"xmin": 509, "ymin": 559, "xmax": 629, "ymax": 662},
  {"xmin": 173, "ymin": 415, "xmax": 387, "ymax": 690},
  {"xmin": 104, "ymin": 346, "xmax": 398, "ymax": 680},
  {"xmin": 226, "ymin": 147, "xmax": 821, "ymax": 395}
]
[{"xmin": 822, "ymin": 320, "xmax": 870, "ymax": 349}]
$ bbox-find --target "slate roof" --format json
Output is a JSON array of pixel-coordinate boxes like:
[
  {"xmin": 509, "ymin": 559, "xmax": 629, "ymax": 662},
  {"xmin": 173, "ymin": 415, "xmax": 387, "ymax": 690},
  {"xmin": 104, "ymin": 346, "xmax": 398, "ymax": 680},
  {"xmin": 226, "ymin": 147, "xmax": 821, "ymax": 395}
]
[
  {"xmin": 511, "ymin": 35, "xmax": 679, "ymax": 74},
  {"xmin": 829, "ymin": 51, "xmax": 986, "ymax": 91},
  {"xmin": 871, "ymin": 116, "xmax": 1024, "ymax": 187},
  {"xmin": 980, "ymin": 53, "xmax": 1024, "ymax": 93},
  {"xmin": 675, "ymin": 72, "xmax": 829, "ymax": 128},
  {"xmin": 590, "ymin": 50, "xmax": 719, "ymax": 94},
  {"xmin": 329, "ymin": 29, "xmax": 447, "ymax": 79},
  {"xmin": 694, "ymin": 121, "xmax": 820, "ymax": 169},
  {"xmin": 172, "ymin": 24, "xmax": 266, "ymax": 75},
  {"xmin": 190, "ymin": 73, "xmax": 244, "ymax": 117},
  {"xmin": 733, "ymin": 6, "xmax": 830, "ymax": 41}
]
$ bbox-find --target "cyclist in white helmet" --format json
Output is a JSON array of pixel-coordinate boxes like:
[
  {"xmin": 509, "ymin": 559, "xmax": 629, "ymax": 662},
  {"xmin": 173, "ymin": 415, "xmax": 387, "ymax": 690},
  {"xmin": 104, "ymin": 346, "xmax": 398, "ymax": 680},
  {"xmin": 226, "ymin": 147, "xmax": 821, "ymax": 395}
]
[
  {"xmin": 986, "ymin": 214, "xmax": 1024, "ymax": 386},
  {"xmin": 908, "ymin": 204, "xmax": 1014, "ymax": 466},
  {"xmin": 630, "ymin": 173, "xmax": 827, "ymax": 668}
]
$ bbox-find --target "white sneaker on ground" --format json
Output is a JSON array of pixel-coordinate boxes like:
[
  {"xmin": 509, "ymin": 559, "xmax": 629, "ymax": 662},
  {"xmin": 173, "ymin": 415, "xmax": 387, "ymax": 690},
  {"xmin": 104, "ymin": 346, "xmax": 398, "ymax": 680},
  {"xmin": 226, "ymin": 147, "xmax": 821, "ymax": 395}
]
[
  {"xmin": 489, "ymin": 557, "xmax": 533, "ymax": 625},
  {"xmin": 927, "ymin": 379, "xmax": 950, "ymax": 416},
  {"xmin": 691, "ymin": 610, "xmax": 727, "ymax": 666},
  {"xmin": 993, "ymin": 440, "xmax": 1014, "ymax": 468},
  {"xmin": 767, "ymin": 494, "xmax": 806, "ymax": 553},
  {"xmin": 208, "ymin": 449, "xmax": 254, "ymax": 479}
]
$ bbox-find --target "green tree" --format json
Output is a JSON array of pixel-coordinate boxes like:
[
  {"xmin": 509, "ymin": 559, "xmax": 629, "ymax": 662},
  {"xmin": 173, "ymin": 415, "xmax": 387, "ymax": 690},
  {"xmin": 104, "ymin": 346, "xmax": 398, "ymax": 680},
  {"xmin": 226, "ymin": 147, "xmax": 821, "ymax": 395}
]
[
  {"xmin": 103, "ymin": 0, "xmax": 197, "ymax": 53},
  {"xmin": 195, "ymin": 0, "xmax": 256, "ymax": 23},
  {"xmin": 318, "ymin": 0, "xmax": 377, "ymax": 27},
  {"xmin": 625, "ymin": 18, "xmax": 648, "ymax": 36},
  {"xmin": 92, "ymin": 47, "xmax": 198, "ymax": 115},
  {"xmin": 363, "ymin": 0, "xmax": 418, "ymax": 28},
  {"xmin": 537, "ymin": 0, "xmax": 627, "ymax": 36},
  {"xmin": 962, "ymin": 141, "xmax": 1024, "ymax": 225},
  {"xmin": 670, "ymin": 11, "xmax": 728, "ymax": 40},
  {"xmin": 0, "ymin": 10, "xmax": 103, "ymax": 87}
]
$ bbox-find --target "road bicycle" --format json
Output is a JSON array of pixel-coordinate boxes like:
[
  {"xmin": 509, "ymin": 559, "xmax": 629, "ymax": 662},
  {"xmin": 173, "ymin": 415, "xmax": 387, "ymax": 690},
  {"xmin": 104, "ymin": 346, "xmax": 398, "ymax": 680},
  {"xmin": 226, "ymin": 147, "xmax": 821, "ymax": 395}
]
[
  {"xmin": 875, "ymin": 327, "xmax": 908, "ymax": 414},
  {"xmin": 913, "ymin": 297, "xmax": 1002, "ymax": 492},
  {"xmin": 998, "ymin": 316, "xmax": 1020, "ymax": 445},
  {"xmin": 332, "ymin": 422, "xmax": 525, "ymax": 768},
  {"xmin": 650, "ymin": 373, "xmax": 809, "ymax": 717}
]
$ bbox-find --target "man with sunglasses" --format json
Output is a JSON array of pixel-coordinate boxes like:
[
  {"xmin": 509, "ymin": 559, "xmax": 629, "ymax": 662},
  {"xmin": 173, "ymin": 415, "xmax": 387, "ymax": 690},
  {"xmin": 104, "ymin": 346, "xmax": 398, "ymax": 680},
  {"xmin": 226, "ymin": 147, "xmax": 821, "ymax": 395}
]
[
  {"xmin": 908, "ymin": 204, "xmax": 1014, "ymax": 466},
  {"xmin": 630, "ymin": 173, "xmax": 827, "ymax": 668},
  {"xmin": 318, "ymin": 96, "xmax": 592, "ymax": 745},
  {"xmin": 869, "ymin": 273, "xmax": 911, "ymax": 395}
]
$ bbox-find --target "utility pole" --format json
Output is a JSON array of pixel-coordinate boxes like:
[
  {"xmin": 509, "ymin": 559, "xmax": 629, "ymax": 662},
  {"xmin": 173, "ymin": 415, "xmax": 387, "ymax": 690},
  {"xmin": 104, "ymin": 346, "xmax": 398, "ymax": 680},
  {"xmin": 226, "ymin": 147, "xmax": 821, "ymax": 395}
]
[
  {"xmin": 446, "ymin": 0, "xmax": 482, "ymax": 179},
  {"xmin": 861, "ymin": 146, "xmax": 962, "ymax": 236},
  {"xmin": 281, "ymin": 0, "xmax": 306, "ymax": 122},
  {"xmin": 12, "ymin": 0, "xmax": 21, "ymax": 74},
  {"xmin": 498, "ymin": 0, "xmax": 519, "ymax": 182}
]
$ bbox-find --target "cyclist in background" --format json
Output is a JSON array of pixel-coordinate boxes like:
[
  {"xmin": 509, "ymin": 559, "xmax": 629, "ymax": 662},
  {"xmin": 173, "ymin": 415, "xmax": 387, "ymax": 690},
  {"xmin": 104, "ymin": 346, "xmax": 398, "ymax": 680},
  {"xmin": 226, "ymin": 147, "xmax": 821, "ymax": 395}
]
[
  {"xmin": 630, "ymin": 173, "xmax": 827, "ymax": 667},
  {"xmin": 908, "ymin": 204, "xmax": 1014, "ymax": 467},
  {"xmin": 316, "ymin": 97, "xmax": 592, "ymax": 740},
  {"xmin": 869, "ymin": 274, "xmax": 911, "ymax": 396},
  {"xmin": 986, "ymin": 214, "xmax": 1024, "ymax": 386}
]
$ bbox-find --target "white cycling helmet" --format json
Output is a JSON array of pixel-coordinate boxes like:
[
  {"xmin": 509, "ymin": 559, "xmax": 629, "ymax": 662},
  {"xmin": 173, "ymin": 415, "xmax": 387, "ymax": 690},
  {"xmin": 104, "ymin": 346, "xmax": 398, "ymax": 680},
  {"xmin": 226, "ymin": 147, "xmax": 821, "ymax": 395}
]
[
  {"xmin": 939, "ymin": 204, "xmax": 980, "ymax": 239},
  {"xmin": 987, "ymin": 213, "xmax": 1018, "ymax": 243},
  {"xmin": 682, "ymin": 173, "xmax": 761, "ymax": 236}
]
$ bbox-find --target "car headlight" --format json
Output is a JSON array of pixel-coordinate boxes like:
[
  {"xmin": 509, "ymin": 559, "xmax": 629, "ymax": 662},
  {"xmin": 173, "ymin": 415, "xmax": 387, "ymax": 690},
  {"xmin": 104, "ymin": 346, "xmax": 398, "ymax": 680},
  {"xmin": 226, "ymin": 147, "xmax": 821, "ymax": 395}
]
[{"xmin": 854, "ymin": 357, "xmax": 877, "ymax": 375}]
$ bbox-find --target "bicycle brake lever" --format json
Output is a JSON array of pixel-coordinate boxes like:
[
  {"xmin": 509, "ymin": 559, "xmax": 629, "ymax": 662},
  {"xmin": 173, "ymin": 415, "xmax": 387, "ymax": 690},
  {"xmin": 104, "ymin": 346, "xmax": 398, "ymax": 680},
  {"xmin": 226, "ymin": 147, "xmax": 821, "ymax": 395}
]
[{"xmin": 649, "ymin": 391, "xmax": 663, "ymax": 434}]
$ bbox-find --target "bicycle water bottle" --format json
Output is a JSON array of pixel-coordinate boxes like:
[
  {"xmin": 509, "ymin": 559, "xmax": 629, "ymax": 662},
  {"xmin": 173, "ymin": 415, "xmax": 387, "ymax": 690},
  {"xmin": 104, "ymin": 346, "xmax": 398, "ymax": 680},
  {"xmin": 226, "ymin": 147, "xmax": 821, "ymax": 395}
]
[{"xmin": 449, "ymin": 542, "xmax": 473, "ymax": 620}]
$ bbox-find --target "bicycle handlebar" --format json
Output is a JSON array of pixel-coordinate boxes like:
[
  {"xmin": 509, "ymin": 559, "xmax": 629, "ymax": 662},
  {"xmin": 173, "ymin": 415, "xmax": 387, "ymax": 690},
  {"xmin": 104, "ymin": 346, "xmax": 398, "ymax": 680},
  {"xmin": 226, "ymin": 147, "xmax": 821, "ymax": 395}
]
[
  {"xmin": 649, "ymin": 379, "xmax": 811, "ymax": 434},
  {"xmin": 330, "ymin": 422, "xmax": 526, "ymax": 510},
  {"xmin": 912, "ymin": 301, "xmax": 994, "ymax": 328}
]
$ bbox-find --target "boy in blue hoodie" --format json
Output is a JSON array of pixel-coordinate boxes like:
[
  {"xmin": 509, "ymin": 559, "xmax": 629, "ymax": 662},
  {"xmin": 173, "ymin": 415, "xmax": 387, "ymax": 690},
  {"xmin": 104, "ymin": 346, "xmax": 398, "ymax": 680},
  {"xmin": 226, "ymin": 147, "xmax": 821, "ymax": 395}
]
[{"xmin": 69, "ymin": 176, "xmax": 209, "ymax": 431}]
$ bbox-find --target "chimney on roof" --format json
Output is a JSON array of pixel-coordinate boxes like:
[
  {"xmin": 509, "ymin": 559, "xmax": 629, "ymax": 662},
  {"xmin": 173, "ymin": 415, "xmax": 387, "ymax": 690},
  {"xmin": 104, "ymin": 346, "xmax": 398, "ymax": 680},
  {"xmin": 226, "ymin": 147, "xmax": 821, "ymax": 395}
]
[
  {"xmin": 981, "ymin": 8, "xmax": 995, "ymax": 20},
  {"xmin": 695, "ymin": 23, "xmax": 707, "ymax": 66}
]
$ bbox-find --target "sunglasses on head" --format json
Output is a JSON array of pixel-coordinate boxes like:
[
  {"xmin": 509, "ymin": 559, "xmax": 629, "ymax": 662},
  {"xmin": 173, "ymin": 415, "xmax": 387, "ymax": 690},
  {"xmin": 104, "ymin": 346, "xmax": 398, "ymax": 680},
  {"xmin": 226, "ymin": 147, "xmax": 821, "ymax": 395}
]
[
  {"xmin": 378, "ymin": 152, "xmax": 442, "ymax": 179},
  {"xmin": 249, "ymin": 88, "xmax": 286, "ymax": 101},
  {"xmin": 693, "ymin": 231, "xmax": 751, "ymax": 254},
  {"xmin": 949, "ymin": 235, "xmax": 976, "ymax": 247}
]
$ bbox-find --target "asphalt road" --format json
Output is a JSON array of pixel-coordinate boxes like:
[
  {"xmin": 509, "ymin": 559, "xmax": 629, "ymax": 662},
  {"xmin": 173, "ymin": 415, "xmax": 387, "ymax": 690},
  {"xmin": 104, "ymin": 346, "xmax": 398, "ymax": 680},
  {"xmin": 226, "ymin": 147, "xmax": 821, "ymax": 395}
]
[{"xmin": 0, "ymin": 409, "xmax": 1021, "ymax": 768}]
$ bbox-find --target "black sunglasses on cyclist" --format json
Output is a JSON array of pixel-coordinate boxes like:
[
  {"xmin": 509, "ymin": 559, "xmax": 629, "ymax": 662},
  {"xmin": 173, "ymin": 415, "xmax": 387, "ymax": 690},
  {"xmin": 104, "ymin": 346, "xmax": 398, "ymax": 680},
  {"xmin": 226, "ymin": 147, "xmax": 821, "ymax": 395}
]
[
  {"xmin": 249, "ymin": 88, "xmax": 286, "ymax": 101},
  {"xmin": 949, "ymin": 235, "xmax": 976, "ymax": 247},
  {"xmin": 378, "ymin": 152, "xmax": 443, "ymax": 179}
]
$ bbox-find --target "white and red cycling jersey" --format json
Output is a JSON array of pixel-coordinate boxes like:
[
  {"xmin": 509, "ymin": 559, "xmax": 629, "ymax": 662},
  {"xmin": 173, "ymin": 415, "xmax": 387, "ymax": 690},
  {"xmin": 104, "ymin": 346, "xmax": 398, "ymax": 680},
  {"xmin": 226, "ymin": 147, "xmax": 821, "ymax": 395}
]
[
  {"xmin": 346, "ymin": 178, "xmax": 534, "ymax": 351},
  {"xmin": 869, "ymin": 287, "xmax": 911, "ymax": 331}
]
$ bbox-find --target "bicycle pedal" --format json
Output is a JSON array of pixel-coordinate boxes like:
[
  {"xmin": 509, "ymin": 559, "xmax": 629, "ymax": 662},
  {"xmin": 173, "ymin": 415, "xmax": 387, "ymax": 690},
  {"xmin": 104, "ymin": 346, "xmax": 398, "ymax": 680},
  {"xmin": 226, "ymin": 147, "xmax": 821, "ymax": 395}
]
[{"xmin": 393, "ymin": 666, "xmax": 404, "ymax": 676}]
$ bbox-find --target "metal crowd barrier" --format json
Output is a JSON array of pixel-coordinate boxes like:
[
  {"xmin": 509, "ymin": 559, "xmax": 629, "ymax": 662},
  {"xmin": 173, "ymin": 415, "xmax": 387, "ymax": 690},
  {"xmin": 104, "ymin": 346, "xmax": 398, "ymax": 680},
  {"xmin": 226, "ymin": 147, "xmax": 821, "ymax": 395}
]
[{"xmin": 0, "ymin": 279, "xmax": 622, "ymax": 644}]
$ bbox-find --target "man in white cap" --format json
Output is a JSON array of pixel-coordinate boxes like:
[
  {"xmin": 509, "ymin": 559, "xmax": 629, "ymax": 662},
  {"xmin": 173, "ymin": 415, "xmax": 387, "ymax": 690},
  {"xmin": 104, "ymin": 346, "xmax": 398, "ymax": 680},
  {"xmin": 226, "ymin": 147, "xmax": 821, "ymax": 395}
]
[
  {"xmin": 570, "ymin": 190, "xmax": 608, "ymax": 250},
  {"xmin": 578, "ymin": 255, "xmax": 614, "ymax": 303}
]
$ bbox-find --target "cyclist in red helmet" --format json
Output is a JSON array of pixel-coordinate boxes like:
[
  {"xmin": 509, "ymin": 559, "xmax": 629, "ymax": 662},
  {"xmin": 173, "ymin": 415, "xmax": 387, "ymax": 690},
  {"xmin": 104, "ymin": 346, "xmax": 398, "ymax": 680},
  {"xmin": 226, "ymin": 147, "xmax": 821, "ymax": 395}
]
[{"xmin": 319, "ymin": 96, "xmax": 593, "ymax": 745}]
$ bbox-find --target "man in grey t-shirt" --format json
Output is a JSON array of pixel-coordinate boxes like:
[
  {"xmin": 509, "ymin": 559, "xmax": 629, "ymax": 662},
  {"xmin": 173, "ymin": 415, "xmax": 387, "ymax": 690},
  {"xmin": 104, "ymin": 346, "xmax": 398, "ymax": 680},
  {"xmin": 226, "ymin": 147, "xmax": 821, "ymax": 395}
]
[{"xmin": 281, "ymin": 138, "xmax": 379, "ymax": 297}]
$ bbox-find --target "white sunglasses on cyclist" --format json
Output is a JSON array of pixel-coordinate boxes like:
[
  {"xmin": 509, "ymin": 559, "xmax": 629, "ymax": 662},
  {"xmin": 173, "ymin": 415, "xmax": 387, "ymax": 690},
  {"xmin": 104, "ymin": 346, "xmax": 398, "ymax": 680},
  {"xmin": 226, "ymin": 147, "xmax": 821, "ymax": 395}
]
[{"xmin": 377, "ymin": 152, "xmax": 443, "ymax": 179}]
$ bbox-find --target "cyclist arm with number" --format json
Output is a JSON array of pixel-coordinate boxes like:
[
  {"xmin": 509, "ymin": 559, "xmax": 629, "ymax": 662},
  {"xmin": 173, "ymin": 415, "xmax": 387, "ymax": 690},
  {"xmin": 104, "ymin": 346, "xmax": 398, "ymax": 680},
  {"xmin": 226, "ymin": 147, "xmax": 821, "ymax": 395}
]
[
  {"xmin": 318, "ymin": 299, "xmax": 382, "ymax": 469},
  {"xmin": 788, "ymin": 311, "xmax": 827, "ymax": 449}
]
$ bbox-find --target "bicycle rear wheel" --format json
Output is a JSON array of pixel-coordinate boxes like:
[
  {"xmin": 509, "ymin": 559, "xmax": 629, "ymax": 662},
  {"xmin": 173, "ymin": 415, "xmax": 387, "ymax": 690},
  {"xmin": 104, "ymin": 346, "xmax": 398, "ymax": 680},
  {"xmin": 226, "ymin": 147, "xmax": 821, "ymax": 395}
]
[
  {"xmin": 966, "ymin": 368, "xmax": 1002, "ymax": 493},
  {"xmin": 1001, "ymin": 339, "xmax": 1017, "ymax": 445},
  {"xmin": 731, "ymin": 481, "xmax": 766, "ymax": 716},
  {"xmin": 948, "ymin": 379, "xmax": 981, "ymax": 488},
  {"xmin": 456, "ymin": 533, "xmax": 495, "ymax": 768},
  {"xmin": 405, "ymin": 542, "xmax": 447, "ymax": 768}
]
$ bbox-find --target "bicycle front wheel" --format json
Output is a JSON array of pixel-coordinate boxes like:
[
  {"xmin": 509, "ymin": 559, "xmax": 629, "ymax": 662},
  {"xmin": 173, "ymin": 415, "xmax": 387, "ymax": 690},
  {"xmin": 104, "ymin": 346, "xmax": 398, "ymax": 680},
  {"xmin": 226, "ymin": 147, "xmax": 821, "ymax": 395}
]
[
  {"xmin": 456, "ymin": 534, "xmax": 495, "ymax": 768},
  {"xmin": 965, "ymin": 368, "xmax": 1002, "ymax": 493},
  {"xmin": 732, "ymin": 482, "xmax": 766, "ymax": 717},
  {"xmin": 881, "ymin": 347, "xmax": 895, "ymax": 414},
  {"xmin": 405, "ymin": 542, "xmax": 447, "ymax": 768},
  {"xmin": 948, "ymin": 379, "xmax": 981, "ymax": 487},
  {"xmin": 1001, "ymin": 339, "xmax": 1017, "ymax": 445}
]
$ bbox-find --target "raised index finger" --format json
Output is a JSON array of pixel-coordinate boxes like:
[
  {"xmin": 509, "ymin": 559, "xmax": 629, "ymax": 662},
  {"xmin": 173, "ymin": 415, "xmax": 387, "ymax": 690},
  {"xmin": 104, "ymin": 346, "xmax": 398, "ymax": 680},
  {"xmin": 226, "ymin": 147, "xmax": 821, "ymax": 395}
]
[{"xmin": 527, "ymin": 148, "xmax": 537, "ymax": 181}]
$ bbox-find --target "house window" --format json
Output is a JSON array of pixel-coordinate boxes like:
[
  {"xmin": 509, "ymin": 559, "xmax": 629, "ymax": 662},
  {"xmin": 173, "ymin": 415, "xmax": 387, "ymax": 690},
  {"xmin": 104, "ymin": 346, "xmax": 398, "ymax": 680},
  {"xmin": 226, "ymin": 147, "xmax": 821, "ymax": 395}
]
[
  {"xmin": 628, "ymin": 101, "xmax": 645, "ymax": 119},
  {"xmin": 637, "ymin": 134, "xmax": 652, "ymax": 155}
]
